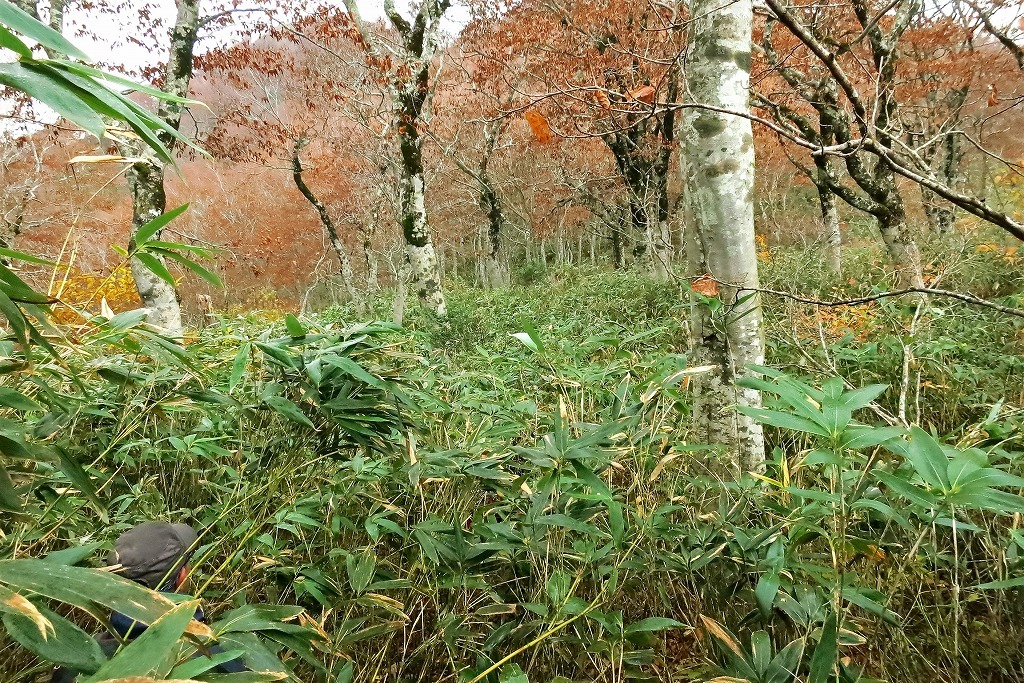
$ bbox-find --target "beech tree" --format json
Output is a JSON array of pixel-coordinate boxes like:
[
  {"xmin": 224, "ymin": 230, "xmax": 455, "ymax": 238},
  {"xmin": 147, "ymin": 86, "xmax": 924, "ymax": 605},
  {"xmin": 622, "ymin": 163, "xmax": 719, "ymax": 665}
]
[
  {"xmin": 342, "ymin": 0, "xmax": 452, "ymax": 316},
  {"xmin": 684, "ymin": 0, "xmax": 765, "ymax": 472}
]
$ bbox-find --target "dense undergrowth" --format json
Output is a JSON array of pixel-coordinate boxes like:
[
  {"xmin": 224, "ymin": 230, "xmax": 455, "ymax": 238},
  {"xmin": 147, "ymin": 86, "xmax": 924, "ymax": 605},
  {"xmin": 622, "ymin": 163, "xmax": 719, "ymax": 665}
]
[{"xmin": 3, "ymin": 237, "xmax": 1024, "ymax": 683}]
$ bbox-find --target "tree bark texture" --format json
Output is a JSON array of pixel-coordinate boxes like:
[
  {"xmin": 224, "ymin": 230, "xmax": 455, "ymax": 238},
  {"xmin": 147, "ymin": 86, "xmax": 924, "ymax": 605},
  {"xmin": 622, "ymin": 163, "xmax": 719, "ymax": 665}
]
[
  {"xmin": 292, "ymin": 140, "xmax": 361, "ymax": 307},
  {"xmin": 124, "ymin": 0, "xmax": 200, "ymax": 335},
  {"xmin": 817, "ymin": 179, "xmax": 843, "ymax": 274},
  {"xmin": 344, "ymin": 0, "xmax": 450, "ymax": 316},
  {"xmin": 126, "ymin": 161, "xmax": 182, "ymax": 332},
  {"xmin": 684, "ymin": 0, "xmax": 765, "ymax": 474}
]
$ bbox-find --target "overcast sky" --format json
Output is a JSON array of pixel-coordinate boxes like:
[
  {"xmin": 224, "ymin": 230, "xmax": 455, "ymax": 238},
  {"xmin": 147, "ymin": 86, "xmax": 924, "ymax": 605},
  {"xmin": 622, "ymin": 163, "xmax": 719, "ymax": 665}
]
[{"xmin": 66, "ymin": 0, "xmax": 471, "ymax": 72}]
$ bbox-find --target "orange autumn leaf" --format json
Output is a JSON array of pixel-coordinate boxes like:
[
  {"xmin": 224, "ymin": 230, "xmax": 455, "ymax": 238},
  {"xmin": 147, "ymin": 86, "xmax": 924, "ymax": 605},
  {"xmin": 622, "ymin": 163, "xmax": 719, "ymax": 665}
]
[
  {"xmin": 593, "ymin": 88, "xmax": 611, "ymax": 110},
  {"xmin": 524, "ymin": 110, "xmax": 553, "ymax": 143},
  {"xmin": 630, "ymin": 85, "xmax": 656, "ymax": 104},
  {"xmin": 691, "ymin": 274, "xmax": 719, "ymax": 297},
  {"xmin": 987, "ymin": 84, "xmax": 999, "ymax": 107}
]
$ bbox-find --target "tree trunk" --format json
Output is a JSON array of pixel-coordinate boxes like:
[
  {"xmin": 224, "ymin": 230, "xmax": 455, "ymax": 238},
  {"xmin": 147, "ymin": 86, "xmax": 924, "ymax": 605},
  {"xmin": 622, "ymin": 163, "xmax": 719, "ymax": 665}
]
[
  {"xmin": 815, "ymin": 178, "xmax": 842, "ymax": 274},
  {"xmin": 124, "ymin": 0, "xmax": 200, "ymax": 336},
  {"xmin": 878, "ymin": 211, "xmax": 925, "ymax": 289},
  {"xmin": 480, "ymin": 175, "xmax": 508, "ymax": 288},
  {"xmin": 292, "ymin": 140, "xmax": 361, "ymax": 307},
  {"xmin": 683, "ymin": 0, "xmax": 765, "ymax": 474},
  {"xmin": 343, "ymin": 0, "xmax": 450, "ymax": 316},
  {"xmin": 126, "ymin": 161, "xmax": 182, "ymax": 333},
  {"xmin": 610, "ymin": 225, "xmax": 623, "ymax": 269},
  {"xmin": 361, "ymin": 224, "xmax": 378, "ymax": 295},
  {"xmin": 397, "ymin": 129, "xmax": 446, "ymax": 315}
]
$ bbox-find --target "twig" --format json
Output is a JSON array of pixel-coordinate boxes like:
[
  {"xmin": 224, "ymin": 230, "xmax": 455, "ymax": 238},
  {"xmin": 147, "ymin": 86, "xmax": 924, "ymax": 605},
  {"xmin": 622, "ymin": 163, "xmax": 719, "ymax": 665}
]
[{"xmin": 741, "ymin": 284, "xmax": 1024, "ymax": 319}]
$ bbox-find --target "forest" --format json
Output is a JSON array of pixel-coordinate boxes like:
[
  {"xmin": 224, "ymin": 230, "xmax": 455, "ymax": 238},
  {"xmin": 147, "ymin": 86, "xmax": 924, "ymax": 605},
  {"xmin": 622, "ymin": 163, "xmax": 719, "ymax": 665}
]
[{"xmin": 1, "ymin": 0, "xmax": 1024, "ymax": 681}]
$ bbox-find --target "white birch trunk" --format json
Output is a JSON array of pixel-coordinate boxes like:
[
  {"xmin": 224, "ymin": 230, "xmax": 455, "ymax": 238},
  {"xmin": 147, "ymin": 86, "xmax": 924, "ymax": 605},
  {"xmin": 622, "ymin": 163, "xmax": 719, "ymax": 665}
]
[{"xmin": 683, "ymin": 0, "xmax": 765, "ymax": 474}]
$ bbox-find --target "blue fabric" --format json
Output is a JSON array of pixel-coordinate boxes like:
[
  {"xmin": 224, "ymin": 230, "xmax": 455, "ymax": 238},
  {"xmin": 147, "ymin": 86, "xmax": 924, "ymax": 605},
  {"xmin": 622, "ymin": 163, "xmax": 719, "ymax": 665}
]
[{"xmin": 51, "ymin": 601, "xmax": 246, "ymax": 682}]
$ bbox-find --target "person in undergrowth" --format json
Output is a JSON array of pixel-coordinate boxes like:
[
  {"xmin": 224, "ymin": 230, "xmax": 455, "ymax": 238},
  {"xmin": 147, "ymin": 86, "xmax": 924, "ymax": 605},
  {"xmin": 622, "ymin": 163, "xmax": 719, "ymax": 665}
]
[{"xmin": 50, "ymin": 521, "xmax": 247, "ymax": 682}]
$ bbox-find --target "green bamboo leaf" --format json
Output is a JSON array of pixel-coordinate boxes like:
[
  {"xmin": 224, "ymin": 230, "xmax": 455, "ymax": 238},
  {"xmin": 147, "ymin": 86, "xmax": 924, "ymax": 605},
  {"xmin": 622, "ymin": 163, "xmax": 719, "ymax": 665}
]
[
  {"xmin": 229, "ymin": 342, "xmax": 251, "ymax": 393},
  {"xmin": 4, "ymin": 603, "xmax": 106, "ymax": 673},
  {"xmin": 0, "ymin": 246, "xmax": 56, "ymax": 265},
  {"xmin": 265, "ymin": 396, "xmax": 315, "ymax": 429},
  {"xmin": 0, "ymin": 62, "xmax": 104, "ymax": 137},
  {"xmin": 0, "ymin": 387, "xmax": 40, "ymax": 411},
  {"xmin": 0, "ymin": 584, "xmax": 47, "ymax": 635},
  {"xmin": 55, "ymin": 446, "xmax": 107, "ymax": 520},
  {"xmin": 736, "ymin": 406, "xmax": 831, "ymax": 438},
  {"xmin": 874, "ymin": 470, "xmax": 939, "ymax": 509},
  {"xmin": 168, "ymin": 647, "xmax": 245, "ymax": 679},
  {"xmin": 158, "ymin": 250, "xmax": 223, "ymax": 287},
  {"xmin": 0, "ymin": 0, "xmax": 90, "ymax": 59},
  {"xmin": 623, "ymin": 616, "xmax": 684, "ymax": 634},
  {"xmin": 0, "ymin": 559, "xmax": 188, "ymax": 630},
  {"xmin": 905, "ymin": 427, "xmax": 951, "ymax": 490},
  {"xmin": 135, "ymin": 204, "xmax": 189, "ymax": 244},
  {"xmin": 321, "ymin": 355, "xmax": 380, "ymax": 386},
  {"xmin": 48, "ymin": 60, "xmax": 195, "ymax": 103},
  {"xmin": 974, "ymin": 576, "xmax": 1024, "ymax": 590},
  {"xmin": 808, "ymin": 612, "xmax": 837, "ymax": 683},
  {"xmin": 133, "ymin": 252, "xmax": 176, "ymax": 287},
  {"xmin": 0, "ymin": 24, "xmax": 31, "ymax": 58},
  {"xmin": 0, "ymin": 462, "xmax": 22, "ymax": 512},
  {"xmin": 83, "ymin": 600, "xmax": 201, "ymax": 681}
]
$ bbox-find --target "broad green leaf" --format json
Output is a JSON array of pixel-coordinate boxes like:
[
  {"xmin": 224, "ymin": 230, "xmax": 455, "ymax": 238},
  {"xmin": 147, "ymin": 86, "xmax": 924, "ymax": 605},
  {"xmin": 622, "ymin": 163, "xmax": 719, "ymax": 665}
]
[
  {"xmin": 0, "ymin": 24, "xmax": 31, "ymax": 58},
  {"xmin": 874, "ymin": 471, "xmax": 939, "ymax": 509},
  {"xmin": 0, "ymin": 560, "xmax": 206, "ymax": 637},
  {"xmin": 905, "ymin": 427, "xmax": 950, "ymax": 490},
  {"xmin": 158, "ymin": 250, "xmax": 223, "ymax": 287},
  {"xmin": 838, "ymin": 384, "xmax": 888, "ymax": 410},
  {"xmin": 169, "ymin": 647, "xmax": 246, "ymax": 679},
  {"xmin": 0, "ymin": 461, "xmax": 22, "ymax": 512},
  {"xmin": 135, "ymin": 204, "xmax": 190, "ymax": 244},
  {"xmin": 55, "ymin": 447, "xmax": 107, "ymax": 519},
  {"xmin": 0, "ymin": 584, "xmax": 47, "ymax": 635},
  {"xmin": 0, "ymin": 62, "xmax": 104, "ymax": 137},
  {"xmin": 43, "ymin": 541, "xmax": 104, "ymax": 566},
  {"xmin": 623, "ymin": 616, "xmax": 683, "ymax": 634},
  {"xmin": 321, "ymin": 355, "xmax": 379, "ymax": 386},
  {"xmin": 284, "ymin": 314, "xmax": 306, "ymax": 338},
  {"xmin": 807, "ymin": 612, "xmax": 837, "ymax": 683},
  {"xmin": 0, "ymin": 387, "xmax": 40, "ymax": 411},
  {"xmin": 229, "ymin": 342, "xmax": 251, "ymax": 393},
  {"xmin": 755, "ymin": 571, "xmax": 780, "ymax": 617},
  {"xmin": 217, "ymin": 632, "xmax": 289, "ymax": 675},
  {"xmin": 767, "ymin": 638, "xmax": 805, "ymax": 683},
  {"xmin": 48, "ymin": 60, "xmax": 194, "ymax": 104},
  {"xmin": 840, "ymin": 425, "xmax": 905, "ymax": 451},
  {"xmin": 4, "ymin": 603, "xmax": 106, "ymax": 673},
  {"xmin": 510, "ymin": 331, "xmax": 540, "ymax": 353},
  {"xmin": 0, "ymin": 246, "xmax": 56, "ymax": 265},
  {"xmin": 974, "ymin": 576, "xmax": 1024, "ymax": 590},
  {"xmin": 83, "ymin": 600, "xmax": 202, "ymax": 681},
  {"xmin": 736, "ymin": 406, "xmax": 831, "ymax": 438},
  {"xmin": 212, "ymin": 604, "xmax": 305, "ymax": 635},
  {"xmin": 499, "ymin": 663, "xmax": 529, "ymax": 683},
  {"xmin": 0, "ymin": 0, "xmax": 90, "ymax": 59},
  {"xmin": 133, "ymin": 252, "xmax": 176, "ymax": 287},
  {"xmin": 265, "ymin": 396, "xmax": 315, "ymax": 429}
]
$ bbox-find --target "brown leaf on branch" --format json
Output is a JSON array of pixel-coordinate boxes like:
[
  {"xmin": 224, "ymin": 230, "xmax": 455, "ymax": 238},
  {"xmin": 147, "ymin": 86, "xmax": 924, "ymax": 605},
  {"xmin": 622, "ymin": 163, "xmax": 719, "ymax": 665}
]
[
  {"xmin": 630, "ymin": 85, "xmax": 655, "ymax": 104},
  {"xmin": 524, "ymin": 110, "xmax": 553, "ymax": 143},
  {"xmin": 691, "ymin": 274, "xmax": 719, "ymax": 297}
]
